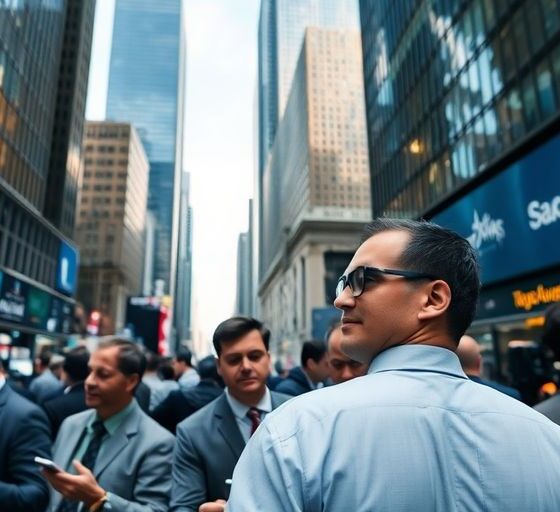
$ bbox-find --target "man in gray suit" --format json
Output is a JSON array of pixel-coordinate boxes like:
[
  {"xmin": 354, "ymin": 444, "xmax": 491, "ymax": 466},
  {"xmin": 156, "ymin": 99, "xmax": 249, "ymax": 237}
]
[
  {"xmin": 43, "ymin": 338, "xmax": 175, "ymax": 512},
  {"xmin": 171, "ymin": 317, "xmax": 290, "ymax": 512}
]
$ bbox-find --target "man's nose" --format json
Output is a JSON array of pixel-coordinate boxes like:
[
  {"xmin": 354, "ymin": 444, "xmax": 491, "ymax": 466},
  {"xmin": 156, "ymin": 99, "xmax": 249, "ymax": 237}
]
[
  {"xmin": 341, "ymin": 364, "xmax": 354, "ymax": 381},
  {"xmin": 334, "ymin": 285, "xmax": 355, "ymax": 309}
]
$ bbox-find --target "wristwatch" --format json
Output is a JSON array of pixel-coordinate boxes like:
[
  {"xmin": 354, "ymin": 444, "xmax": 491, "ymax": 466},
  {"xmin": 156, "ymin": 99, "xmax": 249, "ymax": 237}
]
[{"xmin": 89, "ymin": 491, "xmax": 109, "ymax": 512}]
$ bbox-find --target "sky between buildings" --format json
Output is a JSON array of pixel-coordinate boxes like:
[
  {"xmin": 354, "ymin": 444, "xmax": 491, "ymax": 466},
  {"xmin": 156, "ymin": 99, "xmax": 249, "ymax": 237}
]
[{"xmin": 86, "ymin": 0, "xmax": 261, "ymax": 353}]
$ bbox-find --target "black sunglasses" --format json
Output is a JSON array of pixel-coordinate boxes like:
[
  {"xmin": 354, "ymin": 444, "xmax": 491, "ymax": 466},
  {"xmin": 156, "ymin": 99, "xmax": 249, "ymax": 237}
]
[{"xmin": 336, "ymin": 266, "xmax": 437, "ymax": 298}]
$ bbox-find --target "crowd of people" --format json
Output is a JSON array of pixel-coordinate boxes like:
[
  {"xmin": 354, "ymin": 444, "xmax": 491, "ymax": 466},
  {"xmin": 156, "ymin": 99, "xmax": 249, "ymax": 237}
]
[{"xmin": 1, "ymin": 219, "xmax": 560, "ymax": 511}]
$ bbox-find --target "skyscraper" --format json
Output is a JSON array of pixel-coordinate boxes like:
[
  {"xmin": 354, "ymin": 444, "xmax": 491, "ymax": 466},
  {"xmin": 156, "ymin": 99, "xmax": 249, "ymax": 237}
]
[
  {"xmin": 259, "ymin": 28, "xmax": 371, "ymax": 356},
  {"xmin": 175, "ymin": 173, "xmax": 193, "ymax": 345},
  {"xmin": 77, "ymin": 122, "xmax": 149, "ymax": 334},
  {"xmin": 106, "ymin": 0, "xmax": 186, "ymax": 300},
  {"xmin": 257, "ymin": 0, "xmax": 361, "ymax": 287},
  {"xmin": 45, "ymin": 0, "xmax": 96, "ymax": 238},
  {"xmin": 0, "ymin": 1, "xmax": 95, "ymax": 352},
  {"xmin": 258, "ymin": 0, "xmax": 360, "ymax": 175}
]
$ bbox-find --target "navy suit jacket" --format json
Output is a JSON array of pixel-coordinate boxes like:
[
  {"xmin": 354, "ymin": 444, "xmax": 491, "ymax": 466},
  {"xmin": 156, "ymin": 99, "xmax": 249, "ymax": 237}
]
[
  {"xmin": 468, "ymin": 375, "xmax": 522, "ymax": 400},
  {"xmin": 43, "ymin": 382, "xmax": 88, "ymax": 439},
  {"xmin": 0, "ymin": 383, "xmax": 52, "ymax": 511}
]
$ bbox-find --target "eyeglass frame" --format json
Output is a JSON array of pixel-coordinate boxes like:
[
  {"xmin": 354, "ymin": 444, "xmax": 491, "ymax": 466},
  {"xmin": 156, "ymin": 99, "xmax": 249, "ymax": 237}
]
[{"xmin": 336, "ymin": 265, "xmax": 438, "ymax": 298}]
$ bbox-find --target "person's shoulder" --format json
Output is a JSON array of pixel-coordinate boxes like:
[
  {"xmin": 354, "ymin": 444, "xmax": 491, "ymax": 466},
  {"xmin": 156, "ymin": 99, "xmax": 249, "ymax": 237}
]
[
  {"xmin": 5, "ymin": 385, "xmax": 45, "ymax": 417},
  {"xmin": 137, "ymin": 408, "xmax": 175, "ymax": 443},
  {"xmin": 176, "ymin": 391, "xmax": 225, "ymax": 433},
  {"xmin": 270, "ymin": 390, "xmax": 292, "ymax": 407}
]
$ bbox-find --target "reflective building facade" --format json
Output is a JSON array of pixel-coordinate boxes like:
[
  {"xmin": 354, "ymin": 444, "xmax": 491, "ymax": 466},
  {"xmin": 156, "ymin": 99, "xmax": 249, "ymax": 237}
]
[
  {"xmin": 0, "ymin": 1, "xmax": 95, "ymax": 352},
  {"xmin": 259, "ymin": 28, "xmax": 370, "ymax": 358},
  {"xmin": 361, "ymin": 0, "xmax": 560, "ymax": 218},
  {"xmin": 360, "ymin": 0, "xmax": 560, "ymax": 396},
  {"xmin": 258, "ymin": 0, "xmax": 361, "ymax": 174},
  {"xmin": 107, "ymin": 0, "xmax": 186, "ymax": 297}
]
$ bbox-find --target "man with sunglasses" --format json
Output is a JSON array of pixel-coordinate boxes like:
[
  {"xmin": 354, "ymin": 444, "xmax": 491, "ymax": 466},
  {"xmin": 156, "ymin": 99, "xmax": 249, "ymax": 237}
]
[{"xmin": 228, "ymin": 218, "xmax": 560, "ymax": 511}]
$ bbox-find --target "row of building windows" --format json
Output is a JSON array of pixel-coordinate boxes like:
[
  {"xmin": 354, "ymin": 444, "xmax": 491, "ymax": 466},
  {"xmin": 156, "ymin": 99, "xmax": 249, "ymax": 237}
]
[{"xmin": 362, "ymin": 0, "xmax": 560, "ymax": 216}]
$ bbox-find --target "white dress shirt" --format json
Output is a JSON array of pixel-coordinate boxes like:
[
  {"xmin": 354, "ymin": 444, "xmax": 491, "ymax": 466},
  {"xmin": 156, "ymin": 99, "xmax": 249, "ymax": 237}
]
[
  {"xmin": 228, "ymin": 345, "xmax": 560, "ymax": 511},
  {"xmin": 225, "ymin": 387, "xmax": 272, "ymax": 443}
]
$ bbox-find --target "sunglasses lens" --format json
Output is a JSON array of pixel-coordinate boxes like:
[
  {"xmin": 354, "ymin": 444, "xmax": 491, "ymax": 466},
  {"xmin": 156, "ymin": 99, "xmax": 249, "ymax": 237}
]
[
  {"xmin": 349, "ymin": 267, "xmax": 364, "ymax": 297},
  {"xmin": 336, "ymin": 278, "xmax": 345, "ymax": 298}
]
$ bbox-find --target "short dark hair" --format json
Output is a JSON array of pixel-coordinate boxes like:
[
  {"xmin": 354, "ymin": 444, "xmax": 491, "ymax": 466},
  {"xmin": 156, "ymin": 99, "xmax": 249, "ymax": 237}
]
[
  {"xmin": 145, "ymin": 351, "xmax": 161, "ymax": 372},
  {"xmin": 63, "ymin": 347, "xmax": 90, "ymax": 382},
  {"xmin": 362, "ymin": 218, "xmax": 480, "ymax": 342},
  {"xmin": 198, "ymin": 355, "xmax": 222, "ymax": 385},
  {"xmin": 175, "ymin": 347, "xmax": 193, "ymax": 367},
  {"xmin": 37, "ymin": 351, "xmax": 52, "ymax": 367},
  {"xmin": 212, "ymin": 316, "xmax": 270, "ymax": 356},
  {"xmin": 98, "ymin": 338, "xmax": 146, "ymax": 379},
  {"xmin": 542, "ymin": 304, "xmax": 560, "ymax": 359},
  {"xmin": 301, "ymin": 341, "xmax": 327, "ymax": 368},
  {"xmin": 157, "ymin": 364, "xmax": 175, "ymax": 381}
]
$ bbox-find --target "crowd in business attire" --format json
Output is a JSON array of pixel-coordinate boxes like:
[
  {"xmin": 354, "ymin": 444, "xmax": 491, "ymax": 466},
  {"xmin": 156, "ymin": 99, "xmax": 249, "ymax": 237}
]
[{"xmin": 2, "ymin": 219, "xmax": 560, "ymax": 511}]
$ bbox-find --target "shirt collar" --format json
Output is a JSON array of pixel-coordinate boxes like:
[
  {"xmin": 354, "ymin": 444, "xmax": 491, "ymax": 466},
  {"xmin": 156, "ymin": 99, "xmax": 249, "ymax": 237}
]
[
  {"xmin": 88, "ymin": 399, "xmax": 137, "ymax": 436},
  {"xmin": 225, "ymin": 387, "xmax": 272, "ymax": 420},
  {"xmin": 0, "ymin": 375, "xmax": 5, "ymax": 391},
  {"xmin": 369, "ymin": 344, "xmax": 467, "ymax": 380}
]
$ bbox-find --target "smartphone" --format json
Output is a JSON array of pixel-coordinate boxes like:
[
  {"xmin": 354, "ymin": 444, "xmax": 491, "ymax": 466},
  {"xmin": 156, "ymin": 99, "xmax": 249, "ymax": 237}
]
[{"xmin": 34, "ymin": 456, "xmax": 63, "ymax": 473}]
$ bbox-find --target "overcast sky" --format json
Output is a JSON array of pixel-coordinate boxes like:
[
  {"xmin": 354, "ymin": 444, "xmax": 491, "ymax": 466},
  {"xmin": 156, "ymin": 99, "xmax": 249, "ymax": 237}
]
[{"xmin": 86, "ymin": 0, "xmax": 261, "ymax": 354}]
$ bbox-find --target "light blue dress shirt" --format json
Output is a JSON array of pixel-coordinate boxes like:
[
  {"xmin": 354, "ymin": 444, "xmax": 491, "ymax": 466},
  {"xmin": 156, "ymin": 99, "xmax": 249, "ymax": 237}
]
[{"xmin": 228, "ymin": 345, "xmax": 560, "ymax": 511}]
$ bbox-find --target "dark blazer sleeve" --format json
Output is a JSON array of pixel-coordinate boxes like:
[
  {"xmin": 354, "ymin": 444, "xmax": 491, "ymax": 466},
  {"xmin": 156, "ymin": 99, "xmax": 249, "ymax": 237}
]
[
  {"xmin": 0, "ymin": 401, "xmax": 51, "ymax": 511},
  {"xmin": 170, "ymin": 424, "xmax": 208, "ymax": 512}
]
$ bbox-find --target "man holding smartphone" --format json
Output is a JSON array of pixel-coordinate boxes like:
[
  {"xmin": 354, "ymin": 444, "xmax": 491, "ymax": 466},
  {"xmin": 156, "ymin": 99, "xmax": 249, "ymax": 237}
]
[
  {"xmin": 43, "ymin": 338, "xmax": 174, "ymax": 512},
  {"xmin": 0, "ymin": 359, "xmax": 52, "ymax": 511}
]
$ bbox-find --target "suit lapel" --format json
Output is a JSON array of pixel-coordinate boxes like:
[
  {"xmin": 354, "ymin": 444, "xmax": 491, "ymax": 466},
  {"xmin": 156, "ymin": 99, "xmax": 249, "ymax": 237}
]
[
  {"xmin": 215, "ymin": 395, "xmax": 245, "ymax": 460},
  {"xmin": 93, "ymin": 404, "xmax": 140, "ymax": 478},
  {"xmin": 61, "ymin": 412, "xmax": 92, "ymax": 472},
  {"xmin": 0, "ymin": 384, "xmax": 9, "ymax": 408}
]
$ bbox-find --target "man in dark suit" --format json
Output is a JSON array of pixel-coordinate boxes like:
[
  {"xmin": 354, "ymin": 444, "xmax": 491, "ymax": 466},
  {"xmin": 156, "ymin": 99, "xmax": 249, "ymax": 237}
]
[
  {"xmin": 0, "ymin": 359, "xmax": 52, "ymax": 511},
  {"xmin": 275, "ymin": 340, "xmax": 331, "ymax": 396},
  {"xmin": 457, "ymin": 335, "xmax": 522, "ymax": 399},
  {"xmin": 171, "ymin": 316, "xmax": 290, "ymax": 512},
  {"xmin": 43, "ymin": 346, "xmax": 90, "ymax": 438},
  {"xmin": 43, "ymin": 338, "xmax": 174, "ymax": 511},
  {"xmin": 152, "ymin": 355, "xmax": 223, "ymax": 433}
]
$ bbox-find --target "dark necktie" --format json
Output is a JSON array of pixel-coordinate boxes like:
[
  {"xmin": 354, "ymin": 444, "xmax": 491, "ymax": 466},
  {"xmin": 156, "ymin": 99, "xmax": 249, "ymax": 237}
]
[
  {"xmin": 246, "ymin": 407, "xmax": 261, "ymax": 437},
  {"xmin": 57, "ymin": 420, "xmax": 107, "ymax": 512}
]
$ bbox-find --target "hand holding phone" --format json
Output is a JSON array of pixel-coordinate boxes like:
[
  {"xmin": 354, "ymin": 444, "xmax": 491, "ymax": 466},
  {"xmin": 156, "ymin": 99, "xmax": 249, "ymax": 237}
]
[{"xmin": 34, "ymin": 456, "xmax": 63, "ymax": 473}]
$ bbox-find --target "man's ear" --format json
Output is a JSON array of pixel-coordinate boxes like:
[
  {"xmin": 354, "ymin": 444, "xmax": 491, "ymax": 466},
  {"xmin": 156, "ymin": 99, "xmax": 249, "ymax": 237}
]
[
  {"xmin": 126, "ymin": 373, "xmax": 140, "ymax": 394},
  {"xmin": 216, "ymin": 357, "xmax": 223, "ymax": 377},
  {"xmin": 417, "ymin": 280, "xmax": 451, "ymax": 321}
]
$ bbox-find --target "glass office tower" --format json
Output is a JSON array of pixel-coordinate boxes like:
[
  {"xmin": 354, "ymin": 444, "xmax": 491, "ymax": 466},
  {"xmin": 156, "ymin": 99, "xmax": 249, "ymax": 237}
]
[
  {"xmin": 107, "ymin": 0, "xmax": 185, "ymax": 296},
  {"xmin": 360, "ymin": 0, "xmax": 560, "ymax": 218},
  {"xmin": 258, "ymin": 0, "xmax": 361, "ymax": 176},
  {"xmin": 360, "ymin": 0, "xmax": 560, "ymax": 391}
]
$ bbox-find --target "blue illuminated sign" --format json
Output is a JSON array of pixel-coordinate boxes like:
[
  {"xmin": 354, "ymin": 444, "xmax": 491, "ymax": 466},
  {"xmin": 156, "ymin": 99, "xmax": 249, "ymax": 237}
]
[
  {"xmin": 432, "ymin": 134, "xmax": 560, "ymax": 285},
  {"xmin": 56, "ymin": 241, "xmax": 79, "ymax": 295}
]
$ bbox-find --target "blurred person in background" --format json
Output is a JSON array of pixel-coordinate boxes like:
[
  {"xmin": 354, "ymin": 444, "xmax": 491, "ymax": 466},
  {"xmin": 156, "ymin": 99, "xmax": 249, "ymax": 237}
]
[
  {"xmin": 457, "ymin": 335, "xmax": 521, "ymax": 400},
  {"xmin": 0, "ymin": 358, "xmax": 51, "ymax": 511},
  {"xmin": 150, "ymin": 362, "xmax": 180, "ymax": 411},
  {"xmin": 326, "ymin": 323, "xmax": 368, "ymax": 384},
  {"xmin": 45, "ymin": 338, "xmax": 174, "ymax": 511},
  {"xmin": 173, "ymin": 347, "xmax": 200, "ymax": 390},
  {"xmin": 267, "ymin": 360, "xmax": 288, "ymax": 390},
  {"xmin": 30, "ymin": 351, "xmax": 63, "ymax": 403},
  {"xmin": 43, "ymin": 346, "xmax": 90, "ymax": 438},
  {"xmin": 152, "ymin": 355, "xmax": 223, "ymax": 433},
  {"xmin": 275, "ymin": 340, "xmax": 330, "ymax": 396}
]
